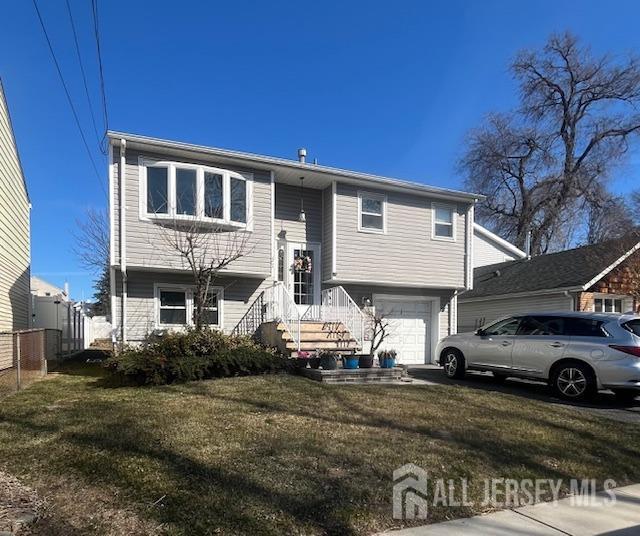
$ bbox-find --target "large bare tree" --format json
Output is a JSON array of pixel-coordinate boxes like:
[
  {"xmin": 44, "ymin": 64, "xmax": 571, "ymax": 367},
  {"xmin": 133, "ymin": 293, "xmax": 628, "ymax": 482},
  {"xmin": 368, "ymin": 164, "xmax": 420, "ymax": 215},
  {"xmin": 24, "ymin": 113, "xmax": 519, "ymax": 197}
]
[{"xmin": 461, "ymin": 33, "xmax": 640, "ymax": 254}]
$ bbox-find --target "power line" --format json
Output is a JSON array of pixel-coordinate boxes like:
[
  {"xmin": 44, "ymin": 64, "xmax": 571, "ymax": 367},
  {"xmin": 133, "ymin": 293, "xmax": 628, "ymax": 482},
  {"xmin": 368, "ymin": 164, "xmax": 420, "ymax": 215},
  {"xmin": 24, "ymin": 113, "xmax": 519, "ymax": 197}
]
[
  {"xmin": 64, "ymin": 0, "xmax": 103, "ymax": 153},
  {"xmin": 91, "ymin": 0, "xmax": 109, "ymax": 150},
  {"xmin": 31, "ymin": 0, "xmax": 107, "ymax": 199}
]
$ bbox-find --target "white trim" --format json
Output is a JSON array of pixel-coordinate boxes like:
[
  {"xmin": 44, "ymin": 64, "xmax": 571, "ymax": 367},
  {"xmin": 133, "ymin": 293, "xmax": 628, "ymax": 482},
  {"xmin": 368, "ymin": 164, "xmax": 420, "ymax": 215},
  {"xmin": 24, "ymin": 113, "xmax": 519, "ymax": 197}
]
[
  {"xmin": 153, "ymin": 283, "xmax": 224, "ymax": 330},
  {"xmin": 473, "ymin": 223, "xmax": 526, "ymax": 259},
  {"xmin": 108, "ymin": 131, "xmax": 483, "ymax": 203},
  {"xmin": 124, "ymin": 264, "xmax": 269, "ymax": 279},
  {"xmin": 326, "ymin": 277, "xmax": 464, "ymax": 290},
  {"xmin": 465, "ymin": 205, "xmax": 473, "ymax": 288},
  {"xmin": 108, "ymin": 141, "xmax": 115, "ymax": 266},
  {"xmin": 109, "ymin": 266, "xmax": 116, "ymax": 342},
  {"xmin": 357, "ymin": 190, "xmax": 387, "ymax": 234},
  {"xmin": 270, "ymin": 171, "xmax": 276, "ymax": 280},
  {"xmin": 582, "ymin": 241, "xmax": 640, "ymax": 291},
  {"xmin": 372, "ymin": 293, "xmax": 440, "ymax": 364},
  {"xmin": 451, "ymin": 292, "xmax": 458, "ymax": 335},
  {"xmin": 120, "ymin": 139, "xmax": 127, "ymax": 273},
  {"xmin": 431, "ymin": 202, "xmax": 456, "ymax": 242},
  {"xmin": 331, "ymin": 180, "xmax": 337, "ymax": 276},
  {"xmin": 458, "ymin": 286, "xmax": 583, "ymax": 304},
  {"xmin": 138, "ymin": 157, "xmax": 253, "ymax": 230}
]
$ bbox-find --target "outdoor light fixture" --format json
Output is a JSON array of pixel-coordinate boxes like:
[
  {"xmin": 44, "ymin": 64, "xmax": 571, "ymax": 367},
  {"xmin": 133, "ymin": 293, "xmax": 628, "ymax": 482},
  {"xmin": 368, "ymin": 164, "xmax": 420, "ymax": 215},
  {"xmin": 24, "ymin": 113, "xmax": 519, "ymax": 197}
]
[{"xmin": 298, "ymin": 176, "xmax": 306, "ymax": 223}]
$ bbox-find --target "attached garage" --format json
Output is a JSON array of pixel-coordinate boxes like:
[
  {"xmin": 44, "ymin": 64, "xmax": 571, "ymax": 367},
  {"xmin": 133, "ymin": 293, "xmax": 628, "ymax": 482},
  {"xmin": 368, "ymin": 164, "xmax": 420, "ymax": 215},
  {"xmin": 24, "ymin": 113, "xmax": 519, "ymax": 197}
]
[{"xmin": 374, "ymin": 295, "xmax": 439, "ymax": 365}]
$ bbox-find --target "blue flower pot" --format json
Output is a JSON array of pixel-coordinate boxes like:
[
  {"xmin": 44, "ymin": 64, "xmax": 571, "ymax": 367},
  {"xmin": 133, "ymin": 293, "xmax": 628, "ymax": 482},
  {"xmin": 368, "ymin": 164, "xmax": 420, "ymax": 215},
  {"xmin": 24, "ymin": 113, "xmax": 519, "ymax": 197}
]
[
  {"xmin": 381, "ymin": 357, "xmax": 396, "ymax": 369},
  {"xmin": 343, "ymin": 356, "xmax": 359, "ymax": 369}
]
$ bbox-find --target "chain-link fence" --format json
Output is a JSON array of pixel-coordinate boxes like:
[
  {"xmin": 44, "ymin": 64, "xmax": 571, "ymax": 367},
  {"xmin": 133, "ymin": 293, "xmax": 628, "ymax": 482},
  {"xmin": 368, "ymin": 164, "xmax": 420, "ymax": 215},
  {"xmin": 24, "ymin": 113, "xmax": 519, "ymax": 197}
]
[{"xmin": 0, "ymin": 329, "xmax": 61, "ymax": 397}]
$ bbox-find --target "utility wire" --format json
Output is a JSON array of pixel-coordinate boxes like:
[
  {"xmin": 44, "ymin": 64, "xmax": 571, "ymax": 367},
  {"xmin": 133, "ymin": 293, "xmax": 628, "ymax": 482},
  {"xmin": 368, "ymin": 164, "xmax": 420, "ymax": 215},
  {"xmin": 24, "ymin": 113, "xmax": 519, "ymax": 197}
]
[
  {"xmin": 64, "ymin": 0, "xmax": 103, "ymax": 153},
  {"xmin": 31, "ymin": 0, "xmax": 107, "ymax": 199},
  {"xmin": 91, "ymin": 0, "xmax": 109, "ymax": 150}
]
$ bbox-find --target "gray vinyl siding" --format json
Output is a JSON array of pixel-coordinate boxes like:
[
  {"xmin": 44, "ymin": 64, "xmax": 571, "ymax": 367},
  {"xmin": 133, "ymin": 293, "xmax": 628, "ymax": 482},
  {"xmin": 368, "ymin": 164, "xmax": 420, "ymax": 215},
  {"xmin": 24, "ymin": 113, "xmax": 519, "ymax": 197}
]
[
  {"xmin": 473, "ymin": 232, "xmax": 520, "ymax": 268},
  {"xmin": 340, "ymin": 284, "xmax": 455, "ymax": 341},
  {"xmin": 274, "ymin": 182, "xmax": 322, "ymax": 243},
  {"xmin": 114, "ymin": 270, "xmax": 272, "ymax": 342},
  {"xmin": 0, "ymin": 84, "xmax": 30, "ymax": 331},
  {"xmin": 334, "ymin": 183, "xmax": 470, "ymax": 287},
  {"xmin": 321, "ymin": 186, "xmax": 333, "ymax": 282},
  {"xmin": 112, "ymin": 147, "xmax": 272, "ymax": 276},
  {"xmin": 457, "ymin": 292, "xmax": 574, "ymax": 333}
]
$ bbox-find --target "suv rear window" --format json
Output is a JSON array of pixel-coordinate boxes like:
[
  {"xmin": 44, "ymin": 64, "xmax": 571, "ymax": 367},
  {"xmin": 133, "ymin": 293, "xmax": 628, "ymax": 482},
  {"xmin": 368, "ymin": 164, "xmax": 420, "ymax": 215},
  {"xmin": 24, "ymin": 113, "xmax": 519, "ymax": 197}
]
[{"xmin": 623, "ymin": 320, "xmax": 640, "ymax": 337}]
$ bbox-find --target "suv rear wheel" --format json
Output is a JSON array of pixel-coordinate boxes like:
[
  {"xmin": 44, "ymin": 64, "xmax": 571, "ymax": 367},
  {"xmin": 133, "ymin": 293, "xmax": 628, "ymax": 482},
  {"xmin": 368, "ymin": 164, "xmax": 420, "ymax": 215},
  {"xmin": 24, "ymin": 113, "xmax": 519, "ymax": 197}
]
[
  {"xmin": 551, "ymin": 362, "xmax": 596, "ymax": 401},
  {"xmin": 442, "ymin": 349, "xmax": 465, "ymax": 379}
]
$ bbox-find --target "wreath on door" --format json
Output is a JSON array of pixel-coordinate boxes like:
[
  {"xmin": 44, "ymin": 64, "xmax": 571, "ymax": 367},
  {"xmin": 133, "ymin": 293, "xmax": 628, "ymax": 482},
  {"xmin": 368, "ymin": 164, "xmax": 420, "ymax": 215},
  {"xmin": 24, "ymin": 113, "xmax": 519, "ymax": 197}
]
[{"xmin": 293, "ymin": 255, "xmax": 312, "ymax": 273}]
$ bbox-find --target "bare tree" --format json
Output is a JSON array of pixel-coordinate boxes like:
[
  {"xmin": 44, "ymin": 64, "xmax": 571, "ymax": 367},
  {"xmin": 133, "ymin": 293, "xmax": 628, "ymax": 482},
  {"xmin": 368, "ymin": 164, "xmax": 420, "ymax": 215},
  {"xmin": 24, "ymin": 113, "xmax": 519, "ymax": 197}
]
[
  {"xmin": 462, "ymin": 33, "xmax": 640, "ymax": 254},
  {"xmin": 73, "ymin": 207, "xmax": 110, "ymax": 315},
  {"xmin": 364, "ymin": 307, "xmax": 393, "ymax": 358},
  {"xmin": 161, "ymin": 218, "xmax": 252, "ymax": 331},
  {"xmin": 583, "ymin": 187, "xmax": 636, "ymax": 245}
]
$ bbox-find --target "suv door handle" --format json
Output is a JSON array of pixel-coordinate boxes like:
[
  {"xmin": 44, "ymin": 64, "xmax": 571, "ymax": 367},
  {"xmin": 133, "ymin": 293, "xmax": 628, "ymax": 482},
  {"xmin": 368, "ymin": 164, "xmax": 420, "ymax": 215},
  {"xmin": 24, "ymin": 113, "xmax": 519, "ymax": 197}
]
[
  {"xmin": 501, "ymin": 341, "xmax": 512, "ymax": 347},
  {"xmin": 550, "ymin": 342, "xmax": 564, "ymax": 348}
]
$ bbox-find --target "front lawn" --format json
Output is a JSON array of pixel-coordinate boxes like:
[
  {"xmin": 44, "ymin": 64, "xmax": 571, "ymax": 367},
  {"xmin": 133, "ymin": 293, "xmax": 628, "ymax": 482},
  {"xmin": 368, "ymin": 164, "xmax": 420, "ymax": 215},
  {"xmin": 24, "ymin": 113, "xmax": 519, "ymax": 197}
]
[{"xmin": 1, "ymin": 359, "xmax": 639, "ymax": 535}]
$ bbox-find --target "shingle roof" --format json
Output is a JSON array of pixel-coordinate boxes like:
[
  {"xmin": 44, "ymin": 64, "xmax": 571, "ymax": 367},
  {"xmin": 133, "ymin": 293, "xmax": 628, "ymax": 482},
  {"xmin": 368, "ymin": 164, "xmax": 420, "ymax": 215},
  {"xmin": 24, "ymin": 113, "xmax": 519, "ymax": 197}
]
[{"xmin": 463, "ymin": 233, "xmax": 640, "ymax": 300}]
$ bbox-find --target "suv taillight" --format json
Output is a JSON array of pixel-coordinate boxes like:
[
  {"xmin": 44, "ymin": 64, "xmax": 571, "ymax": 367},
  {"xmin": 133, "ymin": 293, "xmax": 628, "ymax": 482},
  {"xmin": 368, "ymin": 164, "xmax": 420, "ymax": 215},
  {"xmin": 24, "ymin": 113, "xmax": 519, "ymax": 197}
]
[{"xmin": 609, "ymin": 345, "xmax": 640, "ymax": 358}]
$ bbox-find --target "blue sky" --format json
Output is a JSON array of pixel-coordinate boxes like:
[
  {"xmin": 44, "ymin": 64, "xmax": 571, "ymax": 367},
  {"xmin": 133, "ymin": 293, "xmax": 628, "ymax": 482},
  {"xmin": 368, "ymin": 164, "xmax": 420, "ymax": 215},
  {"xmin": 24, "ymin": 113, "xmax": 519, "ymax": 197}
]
[{"xmin": 2, "ymin": 0, "xmax": 640, "ymax": 300}]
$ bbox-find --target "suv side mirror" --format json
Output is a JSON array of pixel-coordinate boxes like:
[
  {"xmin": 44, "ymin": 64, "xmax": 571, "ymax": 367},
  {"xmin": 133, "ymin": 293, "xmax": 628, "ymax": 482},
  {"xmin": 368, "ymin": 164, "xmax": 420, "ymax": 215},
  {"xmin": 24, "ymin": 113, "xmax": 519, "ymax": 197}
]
[{"xmin": 475, "ymin": 328, "xmax": 485, "ymax": 336}]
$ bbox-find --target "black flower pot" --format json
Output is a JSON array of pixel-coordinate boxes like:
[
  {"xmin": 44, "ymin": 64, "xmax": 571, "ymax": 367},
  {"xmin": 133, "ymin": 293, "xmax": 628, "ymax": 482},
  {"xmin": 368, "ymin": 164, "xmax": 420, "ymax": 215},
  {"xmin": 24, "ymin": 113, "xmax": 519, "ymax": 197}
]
[
  {"xmin": 358, "ymin": 355, "xmax": 374, "ymax": 369},
  {"xmin": 293, "ymin": 357, "xmax": 309, "ymax": 369},
  {"xmin": 320, "ymin": 355, "xmax": 338, "ymax": 370},
  {"xmin": 309, "ymin": 357, "xmax": 321, "ymax": 369}
]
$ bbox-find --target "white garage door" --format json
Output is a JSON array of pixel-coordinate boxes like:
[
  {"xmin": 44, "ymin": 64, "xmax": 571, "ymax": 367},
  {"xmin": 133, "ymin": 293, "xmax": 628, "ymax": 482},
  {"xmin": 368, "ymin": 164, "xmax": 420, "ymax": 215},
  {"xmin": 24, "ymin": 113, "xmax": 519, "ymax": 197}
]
[{"xmin": 375, "ymin": 298, "xmax": 432, "ymax": 365}]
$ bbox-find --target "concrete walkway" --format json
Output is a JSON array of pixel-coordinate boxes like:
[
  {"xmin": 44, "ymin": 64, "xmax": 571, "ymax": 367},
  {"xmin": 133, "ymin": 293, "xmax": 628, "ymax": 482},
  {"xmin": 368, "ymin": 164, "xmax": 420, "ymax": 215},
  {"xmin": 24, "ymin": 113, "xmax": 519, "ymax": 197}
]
[{"xmin": 386, "ymin": 484, "xmax": 640, "ymax": 535}]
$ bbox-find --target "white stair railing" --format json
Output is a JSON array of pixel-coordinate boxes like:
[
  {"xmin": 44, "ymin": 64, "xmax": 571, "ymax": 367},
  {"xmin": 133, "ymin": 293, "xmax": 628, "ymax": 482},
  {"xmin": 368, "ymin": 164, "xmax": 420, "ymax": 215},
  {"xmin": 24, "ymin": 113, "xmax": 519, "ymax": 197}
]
[
  {"xmin": 321, "ymin": 286, "xmax": 365, "ymax": 348},
  {"xmin": 266, "ymin": 282, "xmax": 301, "ymax": 351}
]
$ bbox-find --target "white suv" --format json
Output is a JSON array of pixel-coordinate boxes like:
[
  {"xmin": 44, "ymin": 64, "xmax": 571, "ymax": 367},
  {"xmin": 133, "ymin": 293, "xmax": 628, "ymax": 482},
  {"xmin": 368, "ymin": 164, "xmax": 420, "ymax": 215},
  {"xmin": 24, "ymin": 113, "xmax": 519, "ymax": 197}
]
[{"xmin": 436, "ymin": 312, "xmax": 640, "ymax": 401}]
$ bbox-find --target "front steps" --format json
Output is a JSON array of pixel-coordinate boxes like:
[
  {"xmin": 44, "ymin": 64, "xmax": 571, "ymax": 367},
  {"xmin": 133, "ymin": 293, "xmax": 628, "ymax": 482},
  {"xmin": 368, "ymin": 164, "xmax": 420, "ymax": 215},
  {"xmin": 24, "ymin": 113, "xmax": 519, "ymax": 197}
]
[
  {"xmin": 299, "ymin": 367, "xmax": 405, "ymax": 384},
  {"xmin": 258, "ymin": 321, "xmax": 359, "ymax": 357}
]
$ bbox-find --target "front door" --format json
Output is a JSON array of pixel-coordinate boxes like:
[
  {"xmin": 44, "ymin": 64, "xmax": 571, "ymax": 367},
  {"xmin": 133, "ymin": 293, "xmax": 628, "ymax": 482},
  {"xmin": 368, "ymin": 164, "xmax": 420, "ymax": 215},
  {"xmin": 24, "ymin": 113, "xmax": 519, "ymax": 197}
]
[{"xmin": 287, "ymin": 242, "xmax": 321, "ymax": 315}]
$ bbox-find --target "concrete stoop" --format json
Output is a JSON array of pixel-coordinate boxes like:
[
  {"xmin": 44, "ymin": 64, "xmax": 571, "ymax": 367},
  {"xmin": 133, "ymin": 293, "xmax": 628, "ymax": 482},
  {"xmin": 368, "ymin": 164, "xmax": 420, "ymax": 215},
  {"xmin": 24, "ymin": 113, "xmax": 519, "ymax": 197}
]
[{"xmin": 298, "ymin": 367, "xmax": 404, "ymax": 384}]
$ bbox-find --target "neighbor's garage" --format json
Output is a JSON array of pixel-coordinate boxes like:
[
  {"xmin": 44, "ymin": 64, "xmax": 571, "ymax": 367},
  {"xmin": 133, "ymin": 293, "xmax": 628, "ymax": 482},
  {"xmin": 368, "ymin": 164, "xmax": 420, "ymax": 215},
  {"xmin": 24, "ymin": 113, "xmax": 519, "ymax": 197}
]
[{"xmin": 374, "ymin": 296, "xmax": 432, "ymax": 365}]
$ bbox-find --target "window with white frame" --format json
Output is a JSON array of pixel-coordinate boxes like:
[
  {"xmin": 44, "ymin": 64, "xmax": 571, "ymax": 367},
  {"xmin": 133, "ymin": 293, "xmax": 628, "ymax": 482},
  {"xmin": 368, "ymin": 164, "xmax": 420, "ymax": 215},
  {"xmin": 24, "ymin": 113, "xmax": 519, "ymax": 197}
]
[
  {"xmin": 594, "ymin": 296, "xmax": 624, "ymax": 313},
  {"xmin": 155, "ymin": 285, "xmax": 223, "ymax": 328},
  {"xmin": 358, "ymin": 192, "xmax": 386, "ymax": 232},
  {"xmin": 432, "ymin": 203, "xmax": 455, "ymax": 239},
  {"xmin": 142, "ymin": 160, "xmax": 252, "ymax": 227}
]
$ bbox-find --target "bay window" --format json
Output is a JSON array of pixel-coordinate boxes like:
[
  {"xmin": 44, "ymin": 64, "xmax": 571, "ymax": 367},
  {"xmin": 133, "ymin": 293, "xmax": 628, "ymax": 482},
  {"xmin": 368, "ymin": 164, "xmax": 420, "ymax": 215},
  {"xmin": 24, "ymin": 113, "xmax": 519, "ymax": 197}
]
[{"xmin": 142, "ymin": 159, "xmax": 252, "ymax": 228}]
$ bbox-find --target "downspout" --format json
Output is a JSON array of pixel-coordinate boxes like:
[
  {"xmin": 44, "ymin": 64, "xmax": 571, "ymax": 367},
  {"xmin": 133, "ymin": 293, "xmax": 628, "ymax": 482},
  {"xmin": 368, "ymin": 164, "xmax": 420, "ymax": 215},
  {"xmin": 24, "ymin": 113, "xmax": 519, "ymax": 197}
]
[
  {"xmin": 120, "ymin": 139, "xmax": 127, "ymax": 344},
  {"xmin": 465, "ymin": 204, "xmax": 475, "ymax": 290},
  {"xmin": 108, "ymin": 141, "xmax": 117, "ymax": 343}
]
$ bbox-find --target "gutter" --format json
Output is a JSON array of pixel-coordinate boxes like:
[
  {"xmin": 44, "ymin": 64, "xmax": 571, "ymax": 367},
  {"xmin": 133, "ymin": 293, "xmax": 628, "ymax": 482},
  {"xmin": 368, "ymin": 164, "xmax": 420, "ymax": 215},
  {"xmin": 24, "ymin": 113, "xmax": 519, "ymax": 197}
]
[
  {"xmin": 107, "ymin": 131, "xmax": 484, "ymax": 203},
  {"xmin": 458, "ymin": 286, "xmax": 584, "ymax": 303}
]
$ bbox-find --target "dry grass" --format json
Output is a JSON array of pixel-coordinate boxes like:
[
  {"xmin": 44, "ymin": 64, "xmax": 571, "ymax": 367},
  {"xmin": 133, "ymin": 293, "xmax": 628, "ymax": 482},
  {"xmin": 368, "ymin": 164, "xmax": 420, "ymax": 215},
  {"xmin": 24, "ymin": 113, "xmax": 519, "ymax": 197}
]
[{"xmin": 0, "ymin": 358, "xmax": 639, "ymax": 535}]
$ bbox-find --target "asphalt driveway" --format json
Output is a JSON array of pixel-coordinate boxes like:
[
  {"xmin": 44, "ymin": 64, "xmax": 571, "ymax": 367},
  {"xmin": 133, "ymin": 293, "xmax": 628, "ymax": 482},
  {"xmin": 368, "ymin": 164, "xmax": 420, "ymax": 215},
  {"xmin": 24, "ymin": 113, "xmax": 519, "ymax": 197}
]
[{"xmin": 407, "ymin": 365, "xmax": 640, "ymax": 424}]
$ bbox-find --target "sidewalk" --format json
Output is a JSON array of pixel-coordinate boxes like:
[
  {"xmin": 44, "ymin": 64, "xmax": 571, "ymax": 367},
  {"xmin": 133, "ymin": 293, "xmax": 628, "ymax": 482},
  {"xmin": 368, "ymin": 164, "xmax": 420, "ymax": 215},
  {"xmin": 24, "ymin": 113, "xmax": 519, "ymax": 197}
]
[{"xmin": 386, "ymin": 484, "xmax": 640, "ymax": 535}]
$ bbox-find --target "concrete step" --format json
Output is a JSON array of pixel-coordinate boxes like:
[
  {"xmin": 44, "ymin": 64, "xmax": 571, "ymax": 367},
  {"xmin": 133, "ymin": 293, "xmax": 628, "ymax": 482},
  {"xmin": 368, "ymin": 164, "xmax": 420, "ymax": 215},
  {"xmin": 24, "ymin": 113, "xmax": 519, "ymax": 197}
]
[
  {"xmin": 299, "ymin": 367, "xmax": 404, "ymax": 383},
  {"xmin": 276, "ymin": 321, "xmax": 349, "ymax": 334},
  {"xmin": 286, "ymin": 340, "xmax": 359, "ymax": 351}
]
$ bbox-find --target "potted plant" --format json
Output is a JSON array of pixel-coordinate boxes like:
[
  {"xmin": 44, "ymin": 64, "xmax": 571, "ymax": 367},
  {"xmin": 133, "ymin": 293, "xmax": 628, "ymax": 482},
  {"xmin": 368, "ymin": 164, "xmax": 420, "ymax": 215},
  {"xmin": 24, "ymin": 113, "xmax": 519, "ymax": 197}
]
[
  {"xmin": 308, "ymin": 351, "xmax": 321, "ymax": 369},
  {"xmin": 343, "ymin": 352, "xmax": 359, "ymax": 369},
  {"xmin": 357, "ymin": 307, "xmax": 393, "ymax": 368},
  {"xmin": 293, "ymin": 351, "xmax": 310, "ymax": 369},
  {"xmin": 379, "ymin": 349, "xmax": 397, "ymax": 368},
  {"xmin": 318, "ymin": 349, "xmax": 338, "ymax": 370}
]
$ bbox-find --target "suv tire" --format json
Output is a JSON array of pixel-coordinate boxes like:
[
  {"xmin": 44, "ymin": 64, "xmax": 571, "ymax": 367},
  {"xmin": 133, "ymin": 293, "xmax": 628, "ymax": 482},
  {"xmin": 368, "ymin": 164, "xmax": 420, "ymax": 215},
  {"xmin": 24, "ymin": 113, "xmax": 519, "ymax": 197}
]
[
  {"xmin": 551, "ymin": 362, "xmax": 596, "ymax": 401},
  {"xmin": 442, "ymin": 349, "xmax": 465, "ymax": 380}
]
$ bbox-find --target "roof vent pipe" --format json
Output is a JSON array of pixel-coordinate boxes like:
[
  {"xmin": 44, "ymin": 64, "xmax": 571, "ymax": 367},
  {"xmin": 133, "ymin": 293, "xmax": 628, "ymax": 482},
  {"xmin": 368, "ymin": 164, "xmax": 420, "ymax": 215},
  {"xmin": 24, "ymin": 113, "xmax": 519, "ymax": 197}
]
[
  {"xmin": 525, "ymin": 231, "xmax": 532, "ymax": 260},
  {"xmin": 298, "ymin": 148, "xmax": 307, "ymax": 163}
]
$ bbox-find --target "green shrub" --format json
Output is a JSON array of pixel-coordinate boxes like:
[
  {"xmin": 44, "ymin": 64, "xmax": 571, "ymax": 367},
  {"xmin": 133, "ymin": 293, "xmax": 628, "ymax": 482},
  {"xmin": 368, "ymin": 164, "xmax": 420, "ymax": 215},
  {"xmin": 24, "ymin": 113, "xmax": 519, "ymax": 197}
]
[{"xmin": 105, "ymin": 329, "xmax": 285, "ymax": 385}]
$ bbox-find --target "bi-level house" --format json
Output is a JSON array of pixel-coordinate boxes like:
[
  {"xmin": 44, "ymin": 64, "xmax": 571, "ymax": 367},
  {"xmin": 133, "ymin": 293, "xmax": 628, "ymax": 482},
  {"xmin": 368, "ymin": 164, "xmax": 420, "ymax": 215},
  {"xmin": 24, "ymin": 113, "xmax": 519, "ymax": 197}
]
[{"xmin": 108, "ymin": 132, "xmax": 481, "ymax": 364}]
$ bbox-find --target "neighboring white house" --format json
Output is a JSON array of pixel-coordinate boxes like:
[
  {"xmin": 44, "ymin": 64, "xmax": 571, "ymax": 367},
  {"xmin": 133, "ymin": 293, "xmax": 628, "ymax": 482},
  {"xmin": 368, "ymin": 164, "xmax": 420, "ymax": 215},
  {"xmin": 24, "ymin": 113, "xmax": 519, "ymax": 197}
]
[
  {"xmin": 458, "ymin": 234, "xmax": 640, "ymax": 333},
  {"xmin": 108, "ymin": 131, "xmax": 484, "ymax": 364},
  {"xmin": 473, "ymin": 223, "xmax": 526, "ymax": 267},
  {"xmin": 0, "ymin": 79, "xmax": 30, "ymax": 333}
]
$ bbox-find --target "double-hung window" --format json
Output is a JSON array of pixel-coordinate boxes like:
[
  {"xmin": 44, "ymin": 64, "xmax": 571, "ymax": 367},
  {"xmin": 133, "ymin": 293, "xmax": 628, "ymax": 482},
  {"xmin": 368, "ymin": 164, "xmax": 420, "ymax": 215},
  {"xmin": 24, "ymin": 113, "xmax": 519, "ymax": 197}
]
[
  {"xmin": 155, "ymin": 285, "xmax": 223, "ymax": 329},
  {"xmin": 142, "ymin": 160, "xmax": 252, "ymax": 228},
  {"xmin": 432, "ymin": 203, "xmax": 455, "ymax": 240},
  {"xmin": 358, "ymin": 192, "xmax": 386, "ymax": 233}
]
